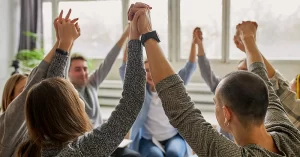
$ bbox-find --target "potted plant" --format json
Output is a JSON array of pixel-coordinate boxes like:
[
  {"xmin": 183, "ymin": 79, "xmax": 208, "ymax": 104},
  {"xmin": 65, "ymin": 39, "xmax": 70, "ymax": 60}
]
[{"xmin": 15, "ymin": 31, "xmax": 44, "ymax": 73}]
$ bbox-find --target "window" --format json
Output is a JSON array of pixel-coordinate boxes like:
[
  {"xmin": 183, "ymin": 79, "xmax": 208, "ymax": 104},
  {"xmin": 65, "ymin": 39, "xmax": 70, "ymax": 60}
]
[
  {"xmin": 43, "ymin": 0, "xmax": 300, "ymax": 61},
  {"xmin": 180, "ymin": 0, "xmax": 222, "ymax": 59},
  {"xmin": 42, "ymin": 2, "xmax": 52, "ymax": 54},
  {"xmin": 58, "ymin": 1, "xmax": 123, "ymax": 58},
  {"xmin": 230, "ymin": 0, "xmax": 300, "ymax": 60},
  {"xmin": 130, "ymin": 0, "xmax": 168, "ymax": 57}
]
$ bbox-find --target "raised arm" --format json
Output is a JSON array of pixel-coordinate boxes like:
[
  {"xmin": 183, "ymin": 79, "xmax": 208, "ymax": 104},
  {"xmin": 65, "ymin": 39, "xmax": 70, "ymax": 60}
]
[
  {"xmin": 119, "ymin": 42, "xmax": 128, "ymax": 82},
  {"xmin": 195, "ymin": 28, "xmax": 221, "ymax": 93},
  {"xmin": 126, "ymin": 4, "xmax": 241, "ymax": 156},
  {"xmin": 58, "ymin": 26, "xmax": 146, "ymax": 156},
  {"xmin": 89, "ymin": 24, "xmax": 130, "ymax": 88},
  {"xmin": 177, "ymin": 28, "xmax": 198, "ymax": 84},
  {"xmin": 0, "ymin": 10, "xmax": 79, "ymax": 157},
  {"xmin": 238, "ymin": 21, "xmax": 295, "ymax": 128}
]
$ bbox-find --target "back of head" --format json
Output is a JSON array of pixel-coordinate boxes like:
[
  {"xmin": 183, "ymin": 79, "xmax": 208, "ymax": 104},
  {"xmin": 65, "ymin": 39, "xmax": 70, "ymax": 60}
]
[
  {"xmin": 217, "ymin": 70, "xmax": 269, "ymax": 126},
  {"xmin": 1, "ymin": 74, "xmax": 27, "ymax": 112},
  {"xmin": 20, "ymin": 77, "xmax": 92, "ymax": 156}
]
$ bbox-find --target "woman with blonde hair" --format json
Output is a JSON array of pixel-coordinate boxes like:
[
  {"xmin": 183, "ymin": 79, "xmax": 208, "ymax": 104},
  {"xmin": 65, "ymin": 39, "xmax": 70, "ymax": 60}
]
[{"xmin": 1, "ymin": 74, "xmax": 28, "ymax": 112}]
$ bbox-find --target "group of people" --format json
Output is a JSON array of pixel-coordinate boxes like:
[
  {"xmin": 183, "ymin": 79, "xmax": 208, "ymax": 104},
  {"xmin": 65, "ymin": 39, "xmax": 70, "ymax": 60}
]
[{"xmin": 0, "ymin": 2, "xmax": 300, "ymax": 157}]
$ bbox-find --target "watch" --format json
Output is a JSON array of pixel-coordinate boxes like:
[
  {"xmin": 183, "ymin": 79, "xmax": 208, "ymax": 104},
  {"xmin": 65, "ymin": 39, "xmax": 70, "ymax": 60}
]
[
  {"xmin": 56, "ymin": 48, "xmax": 68, "ymax": 55},
  {"xmin": 141, "ymin": 31, "xmax": 160, "ymax": 46}
]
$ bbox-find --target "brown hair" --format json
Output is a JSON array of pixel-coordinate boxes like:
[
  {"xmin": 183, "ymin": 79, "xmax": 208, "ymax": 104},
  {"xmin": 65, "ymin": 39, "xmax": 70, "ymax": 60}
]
[
  {"xmin": 71, "ymin": 53, "xmax": 87, "ymax": 63},
  {"xmin": 17, "ymin": 78, "xmax": 92, "ymax": 156},
  {"xmin": 1, "ymin": 74, "xmax": 27, "ymax": 112}
]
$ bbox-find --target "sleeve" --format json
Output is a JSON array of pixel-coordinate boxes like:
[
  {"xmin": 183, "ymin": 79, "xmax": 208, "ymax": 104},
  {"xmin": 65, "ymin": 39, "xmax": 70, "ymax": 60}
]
[
  {"xmin": 197, "ymin": 55, "xmax": 221, "ymax": 93},
  {"xmin": 57, "ymin": 40, "xmax": 146, "ymax": 157},
  {"xmin": 248, "ymin": 62, "xmax": 296, "ymax": 130},
  {"xmin": 156, "ymin": 74, "xmax": 241, "ymax": 157},
  {"xmin": 88, "ymin": 45, "xmax": 121, "ymax": 88},
  {"xmin": 269, "ymin": 71, "xmax": 300, "ymax": 130},
  {"xmin": 119, "ymin": 62, "xmax": 126, "ymax": 82},
  {"xmin": 178, "ymin": 61, "xmax": 197, "ymax": 85},
  {"xmin": 0, "ymin": 51, "xmax": 69, "ymax": 157}
]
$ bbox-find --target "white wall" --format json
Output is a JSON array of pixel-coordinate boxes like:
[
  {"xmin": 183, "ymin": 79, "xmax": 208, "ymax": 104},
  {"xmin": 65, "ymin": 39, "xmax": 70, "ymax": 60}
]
[{"xmin": 0, "ymin": 0, "xmax": 20, "ymax": 101}]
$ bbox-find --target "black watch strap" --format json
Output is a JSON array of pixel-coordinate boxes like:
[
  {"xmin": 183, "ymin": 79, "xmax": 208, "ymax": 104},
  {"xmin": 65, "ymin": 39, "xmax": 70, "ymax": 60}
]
[
  {"xmin": 141, "ymin": 31, "xmax": 160, "ymax": 46},
  {"xmin": 56, "ymin": 48, "xmax": 69, "ymax": 55}
]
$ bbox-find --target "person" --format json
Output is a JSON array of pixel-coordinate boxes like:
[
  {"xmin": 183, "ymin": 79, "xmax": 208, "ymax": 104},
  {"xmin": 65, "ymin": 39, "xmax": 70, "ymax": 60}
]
[
  {"xmin": 16, "ymin": 7, "xmax": 146, "ymax": 157},
  {"xmin": 68, "ymin": 24, "xmax": 129, "ymax": 128},
  {"xmin": 1, "ymin": 74, "xmax": 28, "ymax": 112},
  {"xmin": 197, "ymin": 26, "xmax": 300, "ymax": 134},
  {"xmin": 0, "ymin": 9, "xmax": 79, "ymax": 157},
  {"xmin": 128, "ymin": 3, "xmax": 300, "ymax": 156},
  {"xmin": 119, "ymin": 25, "xmax": 196, "ymax": 157},
  {"xmin": 68, "ymin": 24, "xmax": 140, "ymax": 157}
]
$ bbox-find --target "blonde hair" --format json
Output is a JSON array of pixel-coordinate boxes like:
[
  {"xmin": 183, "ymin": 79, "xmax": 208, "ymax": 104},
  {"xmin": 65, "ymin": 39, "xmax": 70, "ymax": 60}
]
[
  {"xmin": 1, "ymin": 74, "xmax": 27, "ymax": 112},
  {"xmin": 296, "ymin": 74, "xmax": 300, "ymax": 99}
]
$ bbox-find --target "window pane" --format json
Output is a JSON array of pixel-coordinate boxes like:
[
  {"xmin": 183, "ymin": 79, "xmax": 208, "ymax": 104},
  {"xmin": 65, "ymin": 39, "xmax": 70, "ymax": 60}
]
[
  {"xmin": 130, "ymin": 0, "xmax": 168, "ymax": 57},
  {"xmin": 181, "ymin": 0, "xmax": 222, "ymax": 59},
  {"xmin": 230, "ymin": 0, "xmax": 300, "ymax": 60},
  {"xmin": 43, "ymin": 2, "xmax": 52, "ymax": 54},
  {"xmin": 59, "ymin": 1, "xmax": 122, "ymax": 58}
]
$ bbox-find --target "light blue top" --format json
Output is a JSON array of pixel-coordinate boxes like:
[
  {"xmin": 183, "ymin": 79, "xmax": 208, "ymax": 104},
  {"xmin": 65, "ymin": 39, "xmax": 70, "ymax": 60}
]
[{"xmin": 119, "ymin": 61, "xmax": 196, "ymax": 156}]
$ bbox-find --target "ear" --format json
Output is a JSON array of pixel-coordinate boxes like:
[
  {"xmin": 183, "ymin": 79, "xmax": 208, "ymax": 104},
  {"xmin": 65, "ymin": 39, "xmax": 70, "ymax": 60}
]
[{"xmin": 222, "ymin": 105, "xmax": 232, "ymax": 124}]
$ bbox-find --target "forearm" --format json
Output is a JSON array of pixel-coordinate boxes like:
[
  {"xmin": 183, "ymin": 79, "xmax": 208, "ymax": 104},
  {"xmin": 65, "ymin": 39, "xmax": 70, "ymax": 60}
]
[
  {"xmin": 198, "ymin": 55, "xmax": 221, "ymax": 93},
  {"xmin": 116, "ymin": 33, "xmax": 128, "ymax": 48},
  {"xmin": 243, "ymin": 37, "xmax": 264, "ymax": 65},
  {"xmin": 123, "ymin": 44, "xmax": 128, "ymax": 62},
  {"xmin": 43, "ymin": 41, "xmax": 59, "ymax": 63},
  {"xmin": 197, "ymin": 42, "xmax": 205, "ymax": 57},
  {"xmin": 189, "ymin": 43, "xmax": 197, "ymax": 62},
  {"xmin": 261, "ymin": 55, "xmax": 275, "ymax": 78},
  {"xmin": 145, "ymin": 39, "xmax": 175, "ymax": 85},
  {"xmin": 156, "ymin": 74, "xmax": 240, "ymax": 156},
  {"xmin": 46, "ymin": 50, "xmax": 70, "ymax": 78},
  {"xmin": 74, "ymin": 40, "xmax": 145, "ymax": 156},
  {"xmin": 88, "ymin": 44, "xmax": 121, "ymax": 87}
]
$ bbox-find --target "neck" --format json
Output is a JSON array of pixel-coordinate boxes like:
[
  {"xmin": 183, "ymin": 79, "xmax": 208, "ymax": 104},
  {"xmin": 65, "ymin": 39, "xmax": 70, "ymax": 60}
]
[
  {"xmin": 232, "ymin": 123, "xmax": 278, "ymax": 153},
  {"xmin": 149, "ymin": 84, "xmax": 156, "ymax": 92}
]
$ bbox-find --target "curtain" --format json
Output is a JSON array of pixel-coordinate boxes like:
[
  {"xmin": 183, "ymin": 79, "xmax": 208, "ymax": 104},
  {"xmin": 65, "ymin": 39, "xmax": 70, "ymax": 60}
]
[{"xmin": 13, "ymin": 0, "xmax": 43, "ymax": 75}]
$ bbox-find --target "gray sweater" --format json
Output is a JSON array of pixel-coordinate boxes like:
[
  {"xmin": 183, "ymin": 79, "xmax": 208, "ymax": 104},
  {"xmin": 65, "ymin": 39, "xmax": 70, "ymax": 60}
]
[
  {"xmin": 156, "ymin": 62, "xmax": 300, "ymax": 156},
  {"xmin": 41, "ymin": 40, "xmax": 146, "ymax": 157},
  {"xmin": 76, "ymin": 44, "xmax": 121, "ymax": 128},
  {"xmin": 0, "ymin": 51, "xmax": 69, "ymax": 157}
]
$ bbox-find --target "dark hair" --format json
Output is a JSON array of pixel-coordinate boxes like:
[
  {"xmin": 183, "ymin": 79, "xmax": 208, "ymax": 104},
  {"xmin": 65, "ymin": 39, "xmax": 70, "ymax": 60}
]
[
  {"xmin": 17, "ymin": 78, "xmax": 92, "ymax": 156},
  {"xmin": 217, "ymin": 70, "xmax": 269, "ymax": 126},
  {"xmin": 71, "ymin": 53, "xmax": 87, "ymax": 63}
]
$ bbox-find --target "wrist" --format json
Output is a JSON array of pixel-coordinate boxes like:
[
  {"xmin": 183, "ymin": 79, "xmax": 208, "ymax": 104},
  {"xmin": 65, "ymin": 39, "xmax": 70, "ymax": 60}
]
[
  {"xmin": 144, "ymin": 38, "xmax": 158, "ymax": 47},
  {"xmin": 241, "ymin": 36, "xmax": 255, "ymax": 45},
  {"xmin": 141, "ymin": 28, "xmax": 152, "ymax": 35},
  {"xmin": 58, "ymin": 40, "xmax": 73, "ymax": 52},
  {"xmin": 241, "ymin": 35, "xmax": 255, "ymax": 42},
  {"xmin": 197, "ymin": 41, "xmax": 203, "ymax": 47},
  {"xmin": 129, "ymin": 34, "xmax": 140, "ymax": 40}
]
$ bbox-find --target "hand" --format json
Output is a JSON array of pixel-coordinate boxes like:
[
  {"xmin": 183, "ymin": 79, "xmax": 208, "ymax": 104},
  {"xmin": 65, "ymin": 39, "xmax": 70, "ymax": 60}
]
[
  {"xmin": 56, "ymin": 9, "xmax": 80, "ymax": 51},
  {"xmin": 236, "ymin": 21, "xmax": 258, "ymax": 41},
  {"xmin": 233, "ymin": 35, "xmax": 245, "ymax": 52},
  {"xmin": 54, "ymin": 9, "xmax": 79, "ymax": 41},
  {"xmin": 128, "ymin": 3, "xmax": 152, "ymax": 40},
  {"xmin": 192, "ymin": 27, "xmax": 203, "ymax": 45}
]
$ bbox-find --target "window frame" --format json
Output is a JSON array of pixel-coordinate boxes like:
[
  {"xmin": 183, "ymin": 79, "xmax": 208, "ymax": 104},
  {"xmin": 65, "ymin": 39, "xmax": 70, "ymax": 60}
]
[{"xmin": 43, "ymin": 0, "xmax": 300, "ymax": 63}]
